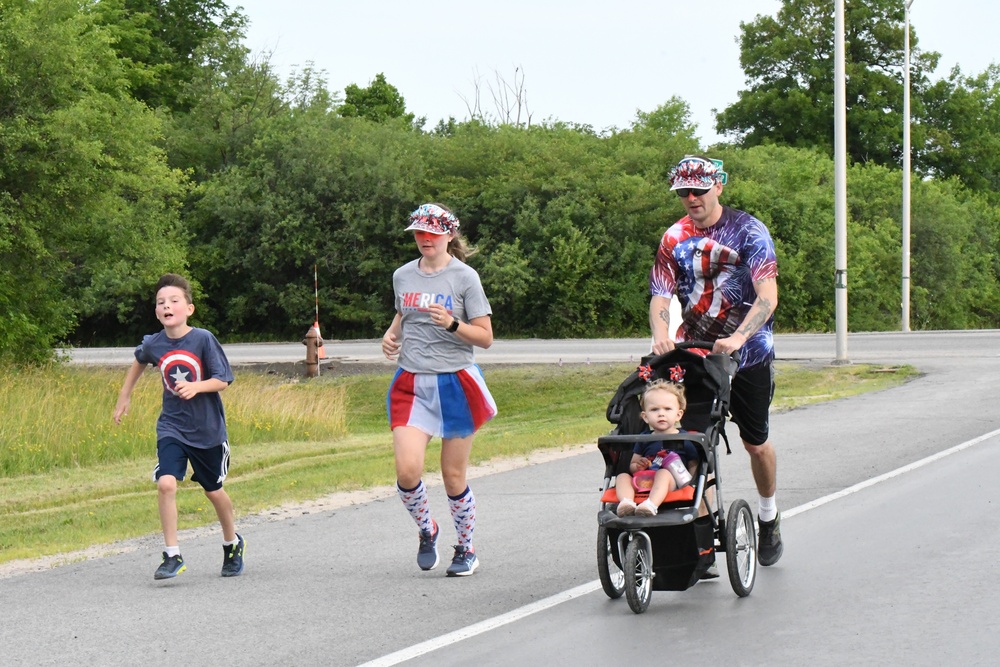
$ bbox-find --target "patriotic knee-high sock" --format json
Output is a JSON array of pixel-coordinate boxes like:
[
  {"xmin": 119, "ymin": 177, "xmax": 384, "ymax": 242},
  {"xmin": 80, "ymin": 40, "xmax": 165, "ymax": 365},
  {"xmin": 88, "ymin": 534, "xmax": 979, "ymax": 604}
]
[
  {"xmin": 397, "ymin": 480, "xmax": 434, "ymax": 533},
  {"xmin": 448, "ymin": 486, "xmax": 476, "ymax": 548}
]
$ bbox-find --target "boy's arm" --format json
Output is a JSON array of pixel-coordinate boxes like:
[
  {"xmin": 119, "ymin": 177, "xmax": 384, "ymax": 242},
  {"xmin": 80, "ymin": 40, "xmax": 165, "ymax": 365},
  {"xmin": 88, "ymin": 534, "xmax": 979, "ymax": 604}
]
[
  {"xmin": 173, "ymin": 377, "xmax": 230, "ymax": 400},
  {"xmin": 113, "ymin": 360, "xmax": 147, "ymax": 424},
  {"xmin": 179, "ymin": 332, "xmax": 234, "ymax": 399}
]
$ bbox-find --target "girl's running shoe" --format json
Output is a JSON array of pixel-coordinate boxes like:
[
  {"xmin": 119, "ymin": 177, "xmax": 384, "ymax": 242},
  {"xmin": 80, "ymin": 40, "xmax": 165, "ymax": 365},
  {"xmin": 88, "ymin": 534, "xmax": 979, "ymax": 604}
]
[
  {"xmin": 417, "ymin": 520, "xmax": 440, "ymax": 570},
  {"xmin": 445, "ymin": 545, "xmax": 478, "ymax": 576}
]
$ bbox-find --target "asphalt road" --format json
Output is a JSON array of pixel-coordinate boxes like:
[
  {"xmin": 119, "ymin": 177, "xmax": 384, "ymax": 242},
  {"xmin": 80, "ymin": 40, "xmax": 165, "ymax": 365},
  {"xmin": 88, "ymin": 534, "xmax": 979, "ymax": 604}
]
[{"xmin": 9, "ymin": 331, "xmax": 1000, "ymax": 665}]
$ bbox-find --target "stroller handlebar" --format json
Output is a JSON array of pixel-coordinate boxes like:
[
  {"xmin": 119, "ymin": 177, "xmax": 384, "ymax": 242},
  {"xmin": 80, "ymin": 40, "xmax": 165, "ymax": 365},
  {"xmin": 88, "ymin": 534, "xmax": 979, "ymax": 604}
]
[
  {"xmin": 641, "ymin": 341, "xmax": 740, "ymax": 378},
  {"xmin": 674, "ymin": 340, "xmax": 741, "ymax": 366}
]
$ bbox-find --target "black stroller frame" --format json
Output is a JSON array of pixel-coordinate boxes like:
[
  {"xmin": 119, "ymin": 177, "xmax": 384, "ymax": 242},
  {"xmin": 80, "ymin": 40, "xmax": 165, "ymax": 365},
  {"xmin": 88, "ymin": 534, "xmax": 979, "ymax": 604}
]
[{"xmin": 596, "ymin": 342, "xmax": 757, "ymax": 613}]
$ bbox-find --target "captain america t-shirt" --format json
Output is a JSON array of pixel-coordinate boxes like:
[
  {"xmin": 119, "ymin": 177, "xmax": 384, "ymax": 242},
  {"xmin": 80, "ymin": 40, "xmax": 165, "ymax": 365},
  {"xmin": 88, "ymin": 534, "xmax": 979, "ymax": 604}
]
[
  {"xmin": 134, "ymin": 327, "xmax": 234, "ymax": 448},
  {"xmin": 650, "ymin": 206, "xmax": 778, "ymax": 369}
]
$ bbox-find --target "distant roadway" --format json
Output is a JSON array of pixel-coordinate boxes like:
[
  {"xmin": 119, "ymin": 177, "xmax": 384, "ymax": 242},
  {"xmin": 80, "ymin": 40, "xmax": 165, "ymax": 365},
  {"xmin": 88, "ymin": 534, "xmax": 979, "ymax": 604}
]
[{"xmin": 65, "ymin": 329, "xmax": 992, "ymax": 368}]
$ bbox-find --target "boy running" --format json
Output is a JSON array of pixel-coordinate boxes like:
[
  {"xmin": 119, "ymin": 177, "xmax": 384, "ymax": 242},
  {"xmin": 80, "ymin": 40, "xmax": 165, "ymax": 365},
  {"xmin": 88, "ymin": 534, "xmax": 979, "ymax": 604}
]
[{"xmin": 113, "ymin": 273, "xmax": 244, "ymax": 580}]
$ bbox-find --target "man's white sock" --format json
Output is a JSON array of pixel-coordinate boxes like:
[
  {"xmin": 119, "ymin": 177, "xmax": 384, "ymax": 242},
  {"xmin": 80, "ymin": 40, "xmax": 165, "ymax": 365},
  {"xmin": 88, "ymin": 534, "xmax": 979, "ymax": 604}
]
[{"xmin": 758, "ymin": 495, "xmax": 777, "ymax": 522}]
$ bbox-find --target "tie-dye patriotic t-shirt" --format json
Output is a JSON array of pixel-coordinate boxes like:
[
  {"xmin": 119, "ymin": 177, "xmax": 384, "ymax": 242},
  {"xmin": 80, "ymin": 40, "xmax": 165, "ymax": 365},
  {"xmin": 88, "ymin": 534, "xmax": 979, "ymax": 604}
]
[{"xmin": 650, "ymin": 206, "xmax": 778, "ymax": 369}]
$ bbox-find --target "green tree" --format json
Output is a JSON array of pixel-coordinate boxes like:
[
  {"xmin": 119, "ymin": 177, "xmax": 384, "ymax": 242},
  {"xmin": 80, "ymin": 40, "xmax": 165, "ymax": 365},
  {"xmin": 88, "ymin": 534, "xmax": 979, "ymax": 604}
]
[
  {"xmin": 692, "ymin": 144, "xmax": 1000, "ymax": 333},
  {"xmin": 921, "ymin": 65, "xmax": 1000, "ymax": 198},
  {"xmin": 711, "ymin": 145, "xmax": 836, "ymax": 332},
  {"xmin": 1, "ymin": 0, "xmax": 189, "ymax": 361},
  {"xmin": 423, "ymin": 111, "xmax": 698, "ymax": 337},
  {"xmin": 93, "ymin": 0, "xmax": 246, "ymax": 111},
  {"xmin": 338, "ymin": 73, "xmax": 415, "ymax": 125},
  {"xmin": 189, "ymin": 107, "xmax": 424, "ymax": 338},
  {"xmin": 160, "ymin": 27, "xmax": 294, "ymax": 180},
  {"xmin": 631, "ymin": 97, "xmax": 700, "ymax": 139},
  {"xmin": 715, "ymin": 0, "xmax": 939, "ymax": 167},
  {"xmin": 906, "ymin": 182, "xmax": 1000, "ymax": 329}
]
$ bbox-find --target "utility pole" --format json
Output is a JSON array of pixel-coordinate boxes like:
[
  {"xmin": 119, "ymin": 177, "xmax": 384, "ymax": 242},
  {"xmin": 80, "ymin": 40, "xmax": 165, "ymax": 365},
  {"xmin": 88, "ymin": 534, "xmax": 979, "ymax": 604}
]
[
  {"xmin": 901, "ymin": 0, "xmax": 914, "ymax": 332},
  {"xmin": 834, "ymin": 0, "xmax": 850, "ymax": 364}
]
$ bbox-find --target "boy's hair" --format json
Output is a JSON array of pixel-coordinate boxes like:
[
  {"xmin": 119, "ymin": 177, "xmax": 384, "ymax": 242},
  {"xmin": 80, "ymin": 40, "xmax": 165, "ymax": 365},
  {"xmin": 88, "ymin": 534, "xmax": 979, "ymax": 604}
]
[
  {"xmin": 639, "ymin": 379, "xmax": 687, "ymax": 411},
  {"xmin": 155, "ymin": 273, "xmax": 193, "ymax": 304}
]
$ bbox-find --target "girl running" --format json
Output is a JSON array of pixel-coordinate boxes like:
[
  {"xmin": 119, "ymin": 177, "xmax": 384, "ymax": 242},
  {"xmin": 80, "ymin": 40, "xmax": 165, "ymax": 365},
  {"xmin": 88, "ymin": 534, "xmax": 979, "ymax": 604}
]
[{"xmin": 382, "ymin": 203, "xmax": 497, "ymax": 577}]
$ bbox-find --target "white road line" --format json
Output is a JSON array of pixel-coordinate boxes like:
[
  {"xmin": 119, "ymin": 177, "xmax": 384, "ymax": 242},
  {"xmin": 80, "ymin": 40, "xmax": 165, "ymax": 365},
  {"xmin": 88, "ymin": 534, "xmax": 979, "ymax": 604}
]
[
  {"xmin": 356, "ymin": 581, "xmax": 602, "ymax": 667},
  {"xmin": 359, "ymin": 427, "xmax": 1000, "ymax": 667},
  {"xmin": 783, "ymin": 426, "xmax": 1000, "ymax": 520}
]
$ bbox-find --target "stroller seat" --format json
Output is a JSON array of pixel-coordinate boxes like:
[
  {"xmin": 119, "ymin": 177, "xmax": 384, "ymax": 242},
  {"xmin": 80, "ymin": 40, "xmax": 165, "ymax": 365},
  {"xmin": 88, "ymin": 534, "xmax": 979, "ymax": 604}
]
[{"xmin": 599, "ymin": 485, "xmax": 695, "ymax": 506}]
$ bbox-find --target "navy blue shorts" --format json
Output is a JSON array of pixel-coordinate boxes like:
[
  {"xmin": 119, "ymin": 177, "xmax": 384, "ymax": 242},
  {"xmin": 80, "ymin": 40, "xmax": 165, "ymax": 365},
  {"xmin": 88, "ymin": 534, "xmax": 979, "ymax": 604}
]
[
  {"xmin": 154, "ymin": 438, "xmax": 230, "ymax": 492},
  {"xmin": 729, "ymin": 361, "xmax": 775, "ymax": 446}
]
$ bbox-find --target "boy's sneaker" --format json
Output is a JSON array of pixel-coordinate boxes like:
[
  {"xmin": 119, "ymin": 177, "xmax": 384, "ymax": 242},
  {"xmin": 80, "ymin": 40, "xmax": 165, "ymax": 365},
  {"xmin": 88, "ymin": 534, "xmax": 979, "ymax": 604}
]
[
  {"xmin": 417, "ymin": 520, "xmax": 440, "ymax": 571},
  {"xmin": 757, "ymin": 513, "xmax": 784, "ymax": 566},
  {"xmin": 221, "ymin": 534, "xmax": 245, "ymax": 577},
  {"xmin": 635, "ymin": 500, "xmax": 658, "ymax": 517},
  {"xmin": 154, "ymin": 553, "xmax": 186, "ymax": 580},
  {"xmin": 445, "ymin": 545, "xmax": 479, "ymax": 577}
]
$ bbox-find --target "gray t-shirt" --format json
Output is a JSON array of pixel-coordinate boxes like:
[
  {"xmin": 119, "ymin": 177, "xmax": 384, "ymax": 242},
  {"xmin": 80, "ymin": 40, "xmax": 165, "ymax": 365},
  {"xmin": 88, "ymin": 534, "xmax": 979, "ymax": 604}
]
[
  {"xmin": 393, "ymin": 257, "xmax": 492, "ymax": 373},
  {"xmin": 134, "ymin": 327, "xmax": 234, "ymax": 449}
]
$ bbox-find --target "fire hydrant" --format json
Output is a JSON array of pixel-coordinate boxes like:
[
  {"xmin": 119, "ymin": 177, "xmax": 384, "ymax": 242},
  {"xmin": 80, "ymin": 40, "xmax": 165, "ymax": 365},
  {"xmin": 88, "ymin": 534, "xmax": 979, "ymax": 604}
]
[{"xmin": 302, "ymin": 324, "xmax": 324, "ymax": 377}]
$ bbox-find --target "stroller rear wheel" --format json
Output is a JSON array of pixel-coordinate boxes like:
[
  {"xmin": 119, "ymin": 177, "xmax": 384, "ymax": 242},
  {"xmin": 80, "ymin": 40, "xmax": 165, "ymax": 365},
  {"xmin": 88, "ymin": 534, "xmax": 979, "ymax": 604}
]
[
  {"xmin": 624, "ymin": 534, "xmax": 653, "ymax": 614},
  {"xmin": 597, "ymin": 526, "xmax": 625, "ymax": 599},
  {"xmin": 725, "ymin": 499, "xmax": 757, "ymax": 597}
]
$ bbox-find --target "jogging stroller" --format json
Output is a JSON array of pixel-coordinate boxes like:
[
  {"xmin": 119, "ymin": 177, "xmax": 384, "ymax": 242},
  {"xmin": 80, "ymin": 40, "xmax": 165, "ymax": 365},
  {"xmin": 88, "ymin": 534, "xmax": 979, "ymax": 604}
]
[{"xmin": 596, "ymin": 342, "xmax": 757, "ymax": 613}]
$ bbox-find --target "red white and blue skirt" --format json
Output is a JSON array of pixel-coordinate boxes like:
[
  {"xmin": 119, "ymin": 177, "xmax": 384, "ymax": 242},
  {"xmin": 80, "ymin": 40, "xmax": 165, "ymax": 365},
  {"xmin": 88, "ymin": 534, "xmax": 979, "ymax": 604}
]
[{"xmin": 387, "ymin": 365, "xmax": 498, "ymax": 439}]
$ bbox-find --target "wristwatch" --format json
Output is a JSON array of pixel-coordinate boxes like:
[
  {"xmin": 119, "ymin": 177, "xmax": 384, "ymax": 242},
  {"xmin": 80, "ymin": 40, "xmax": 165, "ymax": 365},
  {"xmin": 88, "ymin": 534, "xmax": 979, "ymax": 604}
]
[{"xmin": 447, "ymin": 318, "xmax": 460, "ymax": 333}]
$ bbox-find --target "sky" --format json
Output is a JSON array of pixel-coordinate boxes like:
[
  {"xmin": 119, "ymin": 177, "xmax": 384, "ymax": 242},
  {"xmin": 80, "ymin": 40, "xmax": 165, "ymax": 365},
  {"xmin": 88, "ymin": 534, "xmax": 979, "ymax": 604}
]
[{"xmin": 227, "ymin": 1, "xmax": 999, "ymax": 146}]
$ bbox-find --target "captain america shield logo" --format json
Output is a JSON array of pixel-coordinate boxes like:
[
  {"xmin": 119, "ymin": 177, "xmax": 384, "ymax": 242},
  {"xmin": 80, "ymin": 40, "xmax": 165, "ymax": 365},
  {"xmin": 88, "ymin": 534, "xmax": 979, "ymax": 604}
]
[{"xmin": 159, "ymin": 350, "xmax": 204, "ymax": 395}]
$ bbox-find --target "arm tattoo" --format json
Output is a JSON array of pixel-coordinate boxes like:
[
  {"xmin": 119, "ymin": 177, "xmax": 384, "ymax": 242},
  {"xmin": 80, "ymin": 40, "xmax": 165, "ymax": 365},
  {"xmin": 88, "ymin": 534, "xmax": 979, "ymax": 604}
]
[
  {"xmin": 737, "ymin": 299, "xmax": 772, "ymax": 338},
  {"xmin": 736, "ymin": 278, "xmax": 776, "ymax": 339},
  {"xmin": 657, "ymin": 307, "xmax": 670, "ymax": 327}
]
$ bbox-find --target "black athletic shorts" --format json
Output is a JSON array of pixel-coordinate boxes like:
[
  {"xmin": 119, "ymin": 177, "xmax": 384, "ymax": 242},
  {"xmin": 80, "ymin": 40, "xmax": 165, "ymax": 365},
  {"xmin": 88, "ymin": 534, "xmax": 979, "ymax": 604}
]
[
  {"xmin": 728, "ymin": 361, "xmax": 775, "ymax": 446},
  {"xmin": 153, "ymin": 437, "xmax": 230, "ymax": 492}
]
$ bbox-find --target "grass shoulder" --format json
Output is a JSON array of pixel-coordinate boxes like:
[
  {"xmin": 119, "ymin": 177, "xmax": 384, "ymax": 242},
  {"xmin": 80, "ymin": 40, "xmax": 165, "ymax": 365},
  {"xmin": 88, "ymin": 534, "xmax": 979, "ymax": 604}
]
[{"xmin": 0, "ymin": 361, "xmax": 917, "ymax": 565}]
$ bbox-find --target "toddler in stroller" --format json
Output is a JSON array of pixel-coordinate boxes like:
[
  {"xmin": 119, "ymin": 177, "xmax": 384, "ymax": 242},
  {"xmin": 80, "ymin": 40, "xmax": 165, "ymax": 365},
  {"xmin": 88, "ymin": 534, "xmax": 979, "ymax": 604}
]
[
  {"xmin": 614, "ymin": 380, "xmax": 699, "ymax": 518},
  {"xmin": 596, "ymin": 343, "xmax": 758, "ymax": 613}
]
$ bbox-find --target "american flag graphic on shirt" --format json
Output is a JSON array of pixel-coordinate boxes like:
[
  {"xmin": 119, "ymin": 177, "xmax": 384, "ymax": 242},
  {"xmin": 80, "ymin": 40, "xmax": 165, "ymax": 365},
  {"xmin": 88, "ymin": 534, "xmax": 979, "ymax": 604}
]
[{"xmin": 650, "ymin": 207, "xmax": 778, "ymax": 369}]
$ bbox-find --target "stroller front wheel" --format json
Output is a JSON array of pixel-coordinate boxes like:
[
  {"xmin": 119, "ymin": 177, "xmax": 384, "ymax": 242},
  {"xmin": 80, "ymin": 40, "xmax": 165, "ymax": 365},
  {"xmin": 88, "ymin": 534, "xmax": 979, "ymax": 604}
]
[
  {"xmin": 597, "ymin": 526, "xmax": 625, "ymax": 599},
  {"xmin": 624, "ymin": 534, "xmax": 653, "ymax": 614}
]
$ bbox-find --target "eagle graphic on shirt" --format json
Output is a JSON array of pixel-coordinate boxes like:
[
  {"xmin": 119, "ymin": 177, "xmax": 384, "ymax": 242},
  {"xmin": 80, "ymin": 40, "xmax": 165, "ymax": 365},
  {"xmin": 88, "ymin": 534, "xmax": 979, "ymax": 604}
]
[{"xmin": 674, "ymin": 236, "xmax": 746, "ymax": 341}]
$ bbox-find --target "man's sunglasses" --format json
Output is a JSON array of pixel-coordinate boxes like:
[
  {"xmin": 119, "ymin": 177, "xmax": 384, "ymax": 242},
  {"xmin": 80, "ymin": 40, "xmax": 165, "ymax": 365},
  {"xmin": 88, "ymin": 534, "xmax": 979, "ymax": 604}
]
[{"xmin": 675, "ymin": 187, "xmax": 711, "ymax": 198}]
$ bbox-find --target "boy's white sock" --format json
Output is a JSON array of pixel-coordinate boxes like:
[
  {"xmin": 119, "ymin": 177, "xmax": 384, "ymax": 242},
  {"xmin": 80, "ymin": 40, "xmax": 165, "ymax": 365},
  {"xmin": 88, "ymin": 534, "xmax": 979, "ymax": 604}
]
[
  {"xmin": 758, "ymin": 495, "xmax": 777, "ymax": 522},
  {"xmin": 164, "ymin": 545, "xmax": 180, "ymax": 557}
]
